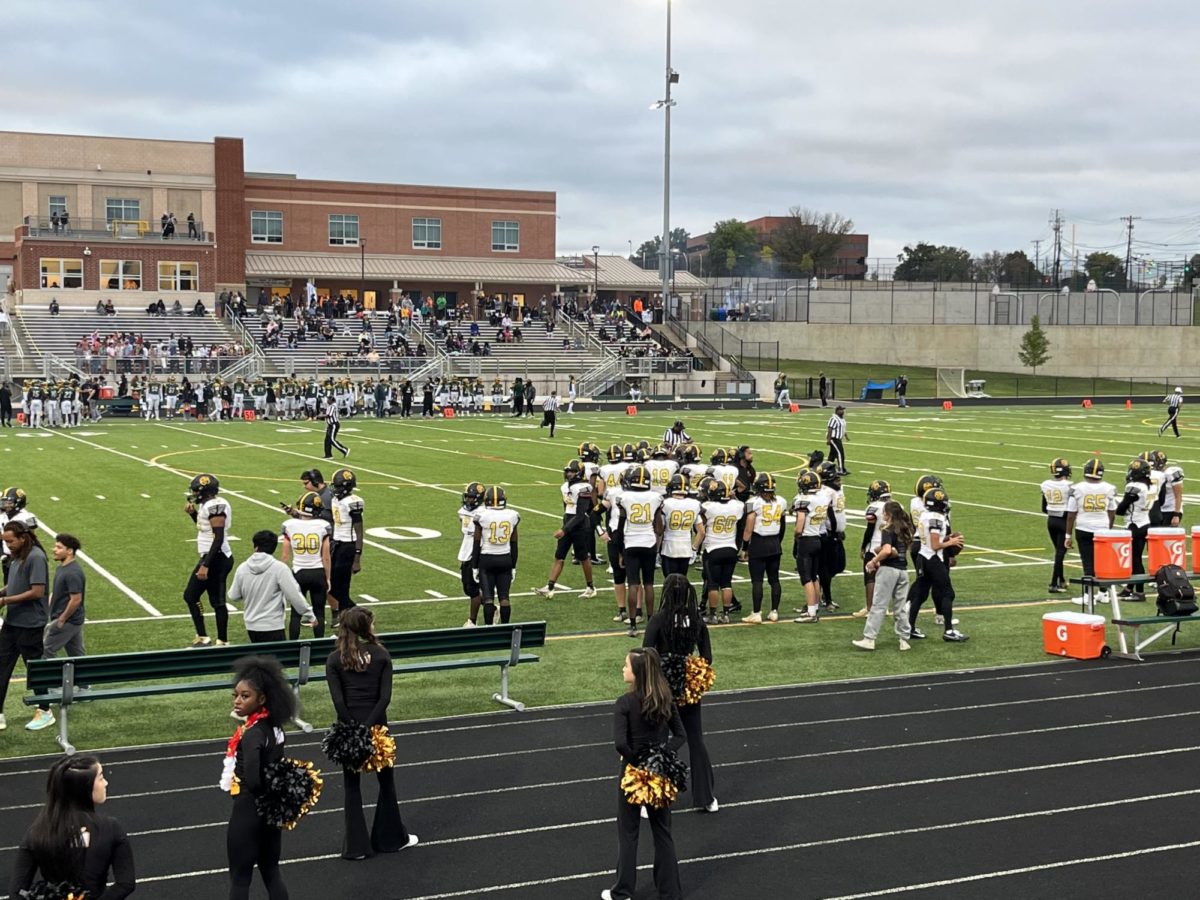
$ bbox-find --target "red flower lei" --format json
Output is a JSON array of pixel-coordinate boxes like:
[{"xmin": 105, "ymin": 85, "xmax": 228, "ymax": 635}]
[{"xmin": 227, "ymin": 709, "xmax": 269, "ymax": 758}]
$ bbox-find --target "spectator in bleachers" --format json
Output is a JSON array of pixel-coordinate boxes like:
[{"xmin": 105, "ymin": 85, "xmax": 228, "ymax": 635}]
[
  {"xmin": 187, "ymin": 212, "xmax": 197, "ymax": 239},
  {"xmin": 48, "ymin": 298, "xmax": 59, "ymax": 316},
  {"xmin": 192, "ymin": 299, "xmax": 206, "ymax": 316}
]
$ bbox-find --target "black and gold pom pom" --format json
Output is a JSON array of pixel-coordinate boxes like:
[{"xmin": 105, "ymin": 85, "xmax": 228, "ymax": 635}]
[
  {"xmin": 679, "ymin": 656, "xmax": 716, "ymax": 706},
  {"xmin": 255, "ymin": 758, "xmax": 324, "ymax": 830},
  {"xmin": 321, "ymin": 721, "xmax": 373, "ymax": 770},
  {"xmin": 362, "ymin": 725, "xmax": 397, "ymax": 773}
]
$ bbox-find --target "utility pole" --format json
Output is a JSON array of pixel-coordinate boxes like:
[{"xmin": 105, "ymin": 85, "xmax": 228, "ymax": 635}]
[
  {"xmin": 1032, "ymin": 239, "xmax": 1042, "ymax": 282},
  {"xmin": 1123, "ymin": 214, "xmax": 1140, "ymax": 289},
  {"xmin": 1049, "ymin": 209, "xmax": 1063, "ymax": 287}
]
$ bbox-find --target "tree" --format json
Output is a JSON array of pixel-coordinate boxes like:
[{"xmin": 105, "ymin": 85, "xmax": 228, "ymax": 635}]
[
  {"xmin": 894, "ymin": 243, "xmax": 973, "ymax": 282},
  {"xmin": 630, "ymin": 227, "xmax": 690, "ymax": 269},
  {"xmin": 974, "ymin": 250, "xmax": 1042, "ymax": 286},
  {"xmin": 1018, "ymin": 315, "xmax": 1052, "ymax": 374},
  {"xmin": 1184, "ymin": 253, "xmax": 1200, "ymax": 289},
  {"xmin": 770, "ymin": 207, "xmax": 855, "ymax": 277},
  {"xmin": 1085, "ymin": 251, "xmax": 1126, "ymax": 290},
  {"xmin": 707, "ymin": 219, "xmax": 761, "ymax": 276}
]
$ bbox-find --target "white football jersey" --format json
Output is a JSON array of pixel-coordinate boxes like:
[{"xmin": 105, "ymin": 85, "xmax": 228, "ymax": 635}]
[
  {"xmin": 457, "ymin": 505, "xmax": 477, "ymax": 563},
  {"xmin": 1161, "ymin": 466, "xmax": 1185, "ymax": 514},
  {"xmin": 1121, "ymin": 482, "xmax": 1153, "ymax": 528},
  {"xmin": 917, "ymin": 510, "xmax": 951, "ymax": 560},
  {"xmin": 661, "ymin": 496, "xmax": 701, "ymax": 557},
  {"xmin": 681, "ymin": 463, "xmax": 709, "ymax": 484},
  {"xmin": 599, "ymin": 462, "xmax": 627, "ymax": 491},
  {"xmin": 747, "ymin": 495, "xmax": 786, "ymax": 538},
  {"xmin": 1040, "ymin": 478, "xmax": 1070, "ymax": 515},
  {"xmin": 909, "ymin": 496, "xmax": 926, "ymax": 542},
  {"xmin": 712, "ymin": 464, "xmax": 740, "ymax": 495},
  {"xmin": 331, "ymin": 493, "xmax": 364, "ymax": 542},
  {"xmin": 1068, "ymin": 480, "xmax": 1117, "ymax": 533},
  {"xmin": 283, "ymin": 517, "xmax": 329, "ymax": 570},
  {"xmin": 824, "ymin": 487, "xmax": 846, "ymax": 535},
  {"xmin": 864, "ymin": 500, "xmax": 886, "ymax": 551},
  {"xmin": 560, "ymin": 480, "xmax": 591, "ymax": 517},
  {"xmin": 619, "ymin": 490, "xmax": 663, "ymax": 549},
  {"xmin": 604, "ymin": 485, "xmax": 624, "ymax": 531},
  {"xmin": 645, "ymin": 459, "xmax": 679, "ymax": 495},
  {"xmin": 473, "ymin": 507, "xmax": 520, "ymax": 556},
  {"xmin": 197, "ymin": 498, "xmax": 232, "ymax": 557},
  {"xmin": 793, "ymin": 489, "xmax": 832, "ymax": 539},
  {"xmin": 0, "ymin": 509, "xmax": 38, "ymax": 558},
  {"xmin": 701, "ymin": 499, "xmax": 744, "ymax": 551}
]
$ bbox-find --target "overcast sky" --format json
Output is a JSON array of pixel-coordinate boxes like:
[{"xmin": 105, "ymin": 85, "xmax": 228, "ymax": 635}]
[{"xmin": 5, "ymin": 0, "xmax": 1200, "ymax": 266}]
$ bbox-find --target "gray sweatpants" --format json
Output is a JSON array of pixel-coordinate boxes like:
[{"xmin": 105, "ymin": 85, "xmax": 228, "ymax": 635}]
[
  {"xmin": 863, "ymin": 566, "xmax": 912, "ymax": 641},
  {"xmin": 43, "ymin": 621, "xmax": 85, "ymax": 658}
]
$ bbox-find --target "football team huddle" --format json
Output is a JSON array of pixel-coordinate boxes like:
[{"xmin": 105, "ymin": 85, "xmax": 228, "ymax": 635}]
[{"xmin": 455, "ymin": 438, "xmax": 972, "ymax": 648}]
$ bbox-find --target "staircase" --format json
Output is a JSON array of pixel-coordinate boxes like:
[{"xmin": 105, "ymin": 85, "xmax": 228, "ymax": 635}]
[{"xmin": 423, "ymin": 318, "xmax": 606, "ymax": 382}]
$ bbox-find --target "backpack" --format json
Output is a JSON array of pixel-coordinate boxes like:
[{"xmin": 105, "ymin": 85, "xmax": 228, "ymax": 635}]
[{"xmin": 1155, "ymin": 564, "xmax": 1198, "ymax": 617}]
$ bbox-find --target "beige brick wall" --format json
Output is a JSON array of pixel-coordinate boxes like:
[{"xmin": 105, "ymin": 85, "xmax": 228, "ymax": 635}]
[
  {"xmin": 0, "ymin": 131, "xmax": 214, "ymax": 176},
  {"xmin": 0, "ymin": 182, "xmax": 20, "ymax": 232}
]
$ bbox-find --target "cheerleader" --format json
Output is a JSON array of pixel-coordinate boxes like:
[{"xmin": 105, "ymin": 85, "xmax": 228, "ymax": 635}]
[
  {"xmin": 741, "ymin": 473, "xmax": 786, "ymax": 623},
  {"xmin": 224, "ymin": 656, "xmax": 297, "ymax": 900},
  {"xmin": 326, "ymin": 608, "xmax": 417, "ymax": 859},
  {"xmin": 643, "ymin": 574, "xmax": 717, "ymax": 812},
  {"xmin": 9, "ymin": 755, "xmax": 136, "ymax": 899},
  {"xmin": 604, "ymin": 647, "xmax": 684, "ymax": 900}
]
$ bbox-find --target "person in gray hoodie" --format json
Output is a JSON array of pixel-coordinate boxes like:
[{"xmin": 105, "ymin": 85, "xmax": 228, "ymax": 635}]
[{"xmin": 229, "ymin": 530, "xmax": 316, "ymax": 642}]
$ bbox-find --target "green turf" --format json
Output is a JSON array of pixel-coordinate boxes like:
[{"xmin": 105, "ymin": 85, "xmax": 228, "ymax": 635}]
[
  {"xmin": 1, "ymin": 407, "xmax": 1196, "ymax": 757},
  {"xmin": 775, "ymin": 359, "xmax": 1176, "ymax": 400}
]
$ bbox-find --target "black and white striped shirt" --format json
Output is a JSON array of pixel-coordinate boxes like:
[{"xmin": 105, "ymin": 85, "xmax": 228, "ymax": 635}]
[
  {"xmin": 827, "ymin": 414, "xmax": 846, "ymax": 440},
  {"xmin": 324, "ymin": 399, "xmax": 340, "ymax": 425},
  {"xmin": 662, "ymin": 427, "xmax": 690, "ymax": 448},
  {"xmin": 542, "ymin": 395, "xmax": 559, "ymax": 412},
  {"xmin": 1167, "ymin": 391, "xmax": 1184, "ymax": 410}
]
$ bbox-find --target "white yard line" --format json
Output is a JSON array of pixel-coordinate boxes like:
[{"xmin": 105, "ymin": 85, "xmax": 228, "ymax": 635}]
[{"xmin": 35, "ymin": 520, "xmax": 163, "ymax": 617}]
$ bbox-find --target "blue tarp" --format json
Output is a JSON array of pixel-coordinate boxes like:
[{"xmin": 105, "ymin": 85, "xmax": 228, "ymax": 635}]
[{"xmin": 859, "ymin": 379, "xmax": 897, "ymax": 401}]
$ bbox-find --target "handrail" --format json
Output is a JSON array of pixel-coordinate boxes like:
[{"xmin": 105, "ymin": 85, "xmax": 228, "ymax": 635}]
[{"xmin": 565, "ymin": 314, "xmax": 610, "ymax": 357}]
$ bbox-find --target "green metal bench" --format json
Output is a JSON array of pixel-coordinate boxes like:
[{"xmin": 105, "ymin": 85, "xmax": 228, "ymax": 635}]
[
  {"xmin": 1110, "ymin": 614, "xmax": 1196, "ymax": 661},
  {"xmin": 25, "ymin": 622, "xmax": 547, "ymax": 754}
]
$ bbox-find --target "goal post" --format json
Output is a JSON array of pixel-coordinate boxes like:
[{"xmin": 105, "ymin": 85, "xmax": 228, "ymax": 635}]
[{"xmin": 936, "ymin": 367, "xmax": 966, "ymax": 399}]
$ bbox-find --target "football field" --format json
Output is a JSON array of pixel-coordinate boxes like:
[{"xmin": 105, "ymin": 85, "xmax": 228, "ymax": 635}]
[{"xmin": 2, "ymin": 402, "xmax": 1197, "ymax": 756}]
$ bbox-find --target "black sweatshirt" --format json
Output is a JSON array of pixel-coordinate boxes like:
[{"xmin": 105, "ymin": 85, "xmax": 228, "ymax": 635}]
[
  {"xmin": 326, "ymin": 645, "xmax": 393, "ymax": 726},
  {"xmin": 642, "ymin": 612, "xmax": 713, "ymax": 663},
  {"xmin": 613, "ymin": 692, "xmax": 685, "ymax": 768},
  {"xmin": 10, "ymin": 814, "xmax": 136, "ymax": 899}
]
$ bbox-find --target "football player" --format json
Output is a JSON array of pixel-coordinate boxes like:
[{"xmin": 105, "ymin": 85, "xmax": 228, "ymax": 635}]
[
  {"xmin": 645, "ymin": 445, "xmax": 679, "ymax": 496},
  {"xmin": 1041, "ymin": 459, "xmax": 1072, "ymax": 594},
  {"xmin": 26, "ymin": 381, "xmax": 43, "ymax": 429},
  {"xmin": 329, "ymin": 468, "xmax": 363, "ymax": 622},
  {"xmin": 815, "ymin": 461, "xmax": 847, "ymax": 611},
  {"xmin": 473, "ymin": 486, "xmax": 521, "ymax": 625},
  {"xmin": 183, "ymin": 474, "xmax": 232, "ymax": 647},
  {"xmin": 741, "ymin": 472, "xmax": 786, "ymax": 623},
  {"xmin": 282, "ymin": 491, "xmax": 333, "ymax": 638},
  {"xmin": 616, "ymin": 464, "xmax": 664, "ymax": 630},
  {"xmin": 144, "ymin": 379, "xmax": 162, "ymax": 421},
  {"xmin": 906, "ymin": 473, "xmax": 942, "ymax": 614},
  {"xmin": 660, "ymin": 474, "xmax": 700, "ymax": 578},
  {"xmin": 791, "ymin": 469, "xmax": 831, "ymax": 624},
  {"xmin": 251, "ymin": 378, "xmax": 268, "ymax": 420},
  {"xmin": 910, "ymin": 487, "xmax": 967, "ymax": 642},
  {"xmin": 1064, "ymin": 458, "xmax": 1116, "ymax": 583},
  {"xmin": 679, "ymin": 444, "xmax": 708, "ymax": 485},
  {"xmin": 577, "ymin": 442, "xmax": 603, "ymax": 564},
  {"xmin": 858, "ymin": 479, "xmax": 892, "ymax": 616},
  {"xmin": 1116, "ymin": 459, "xmax": 1154, "ymax": 601},
  {"xmin": 598, "ymin": 464, "xmax": 629, "ymax": 625},
  {"xmin": 231, "ymin": 376, "xmax": 247, "ymax": 419},
  {"xmin": 534, "ymin": 460, "xmax": 598, "ymax": 599},
  {"xmin": 1151, "ymin": 450, "xmax": 1185, "ymax": 527},
  {"xmin": 0, "ymin": 487, "xmax": 38, "ymax": 583},
  {"xmin": 458, "ymin": 482, "xmax": 488, "ymax": 626},
  {"xmin": 696, "ymin": 480, "xmax": 743, "ymax": 624},
  {"xmin": 600, "ymin": 444, "xmax": 628, "ymax": 492},
  {"xmin": 58, "ymin": 379, "xmax": 76, "ymax": 428},
  {"xmin": 709, "ymin": 448, "xmax": 739, "ymax": 499},
  {"xmin": 164, "ymin": 377, "xmax": 180, "ymax": 420}
]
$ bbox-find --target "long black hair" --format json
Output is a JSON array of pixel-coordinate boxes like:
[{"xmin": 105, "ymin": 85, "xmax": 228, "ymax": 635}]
[
  {"xmin": 657, "ymin": 574, "xmax": 702, "ymax": 655},
  {"xmin": 232, "ymin": 655, "xmax": 297, "ymax": 728},
  {"xmin": 626, "ymin": 647, "xmax": 674, "ymax": 724},
  {"xmin": 25, "ymin": 755, "xmax": 101, "ymax": 883}
]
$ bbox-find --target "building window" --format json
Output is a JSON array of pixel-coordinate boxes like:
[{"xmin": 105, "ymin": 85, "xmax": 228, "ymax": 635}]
[
  {"xmin": 329, "ymin": 214, "xmax": 359, "ymax": 246},
  {"xmin": 105, "ymin": 199, "xmax": 141, "ymax": 223},
  {"xmin": 40, "ymin": 258, "xmax": 84, "ymax": 290},
  {"xmin": 250, "ymin": 210, "xmax": 283, "ymax": 244},
  {"xmin": 491, "ymin": 220, "xmax": 519, "ymax": 252},
  {"xmin": 48, "ymin": 196, "xmax": 67, "ymax": 218},
  {"xmin": 158, "ymin": 261, "xmax": 198, "ymax": 292},
  {"xmin": 412, "ymin": 217, "xmax": 442, "ymax": 250},
  {"xmin": 99, "ymin": 260, "xmax": 142, "ymax": 291}
]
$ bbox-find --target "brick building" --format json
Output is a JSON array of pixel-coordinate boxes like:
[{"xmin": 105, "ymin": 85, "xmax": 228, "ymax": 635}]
[
  {"xmin": 0, "ymin": 130, "xmax": 702, "ymax": 311},
  {"xmin": 688, "ymin": 215, "xmax": 870, "ymax": 279}
]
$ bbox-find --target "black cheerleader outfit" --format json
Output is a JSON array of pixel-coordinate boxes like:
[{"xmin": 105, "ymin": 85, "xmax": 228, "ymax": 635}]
[
  {"xmin": 326, "ymin": 644, "xmax": 411, "ymax": 858},
  {"xmin": 643, "ymin": 612, "xmax": 716, "ymax": 810},
  {"xmin": 10, "ymin": 813, "xmax": 136, "ymax": 899},
  {"xmin": 227, "ymin": 718, "xmax": 289, "ymax": 900}
]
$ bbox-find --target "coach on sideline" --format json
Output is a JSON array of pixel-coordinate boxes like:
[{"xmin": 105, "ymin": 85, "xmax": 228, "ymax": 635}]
[
  {"xmin": 827, "ymin": 405, "xmax": 849, "ymax": 476},
  {"xmin": 228, "ymin": 530, "xmax": 316, "ymax": 643}
]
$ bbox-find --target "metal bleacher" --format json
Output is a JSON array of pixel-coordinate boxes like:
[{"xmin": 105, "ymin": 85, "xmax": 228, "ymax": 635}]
[{"xmin": 426, "ymin": 317, "xmax": 606, "ymax": 382}]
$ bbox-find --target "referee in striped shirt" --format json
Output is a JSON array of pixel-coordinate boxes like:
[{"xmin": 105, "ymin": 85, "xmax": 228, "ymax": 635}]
[
  {"xmin": 540, "ymin": 390, "xmax": 559, "ymax": 438},
  {"xmin": 826, "ymin": 405, "xmax": 849, "ymax": 475},
  {"xmin": 323, "ymin": 394, "xmax": 350, "ymax": 459},
  {"xmin": 1160, "ymin": 386, "xmax": 1183, "ymax": 438},
  {"xmin": 662, "ymin": 419, "xmax": 691, "ymax": 449}
]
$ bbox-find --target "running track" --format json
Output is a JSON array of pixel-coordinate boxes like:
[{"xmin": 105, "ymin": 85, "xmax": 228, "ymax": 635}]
[{"xmin": 2, "ymin": 652, "xmax": 1199, "ymax": 899}]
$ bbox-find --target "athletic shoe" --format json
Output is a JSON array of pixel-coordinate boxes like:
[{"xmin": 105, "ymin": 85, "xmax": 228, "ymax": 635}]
[
  {"xmin": 533, "ymin": 586, "xmax": 556, "ymax": 598},
  {"xmin": 26, "ymin": 710, "xmax": 55, "ymax": 731},
  {"xmin": 640, "ymin": 806, "xmax": 649, "ymax": 820},
  {"xmin": 1116, "ymin": 589, "xmax": 1135, "ymax": 600},
  {"xmin": 716, "ymin": 611, "xmax": 730, "ymax": 625},
  {"xmin": 852, "ymin": 607, "xmax": 869, "ymax": 618},
  {"xmin": 613, "ymin": 611, "xmax": 628, "ymax": 622},
  {"xmin": 910, "ymin": 628, "xmax": 927, "ymax": 640},
  {"xmin": 403, "ymin": 834, "xmax": 419, "ymax": 849},
  {"xmin": 580, "ymin": 586, "xmax": 598, "ymax": 599},
  {"xmin": 343, "ymin": 448, "xmax": 351, "ymax": 458},
  {"xmin": 851, "ymin": 638, "xmax": 875, "ymax": 651},
  {"xmin": 933, "ymin": 615, "xmax": 959, "ymax": 626},
  {"xmin": 1125, "ymin": 593, "xmax": 1147, "ymax": 602},
  {"xmin": 0, "ymin": 714, "xmax": 7, "ymax": 730},
  {"xmin": 741, "ymin": 612, "xmax": 763, "ymax": 624},
  {"xmin": 943, "ymin": 629, "xmax": 969, "ymax": 643},
  {"xmin": 1048, "ymin": 584, "xmax": 1066, "ymax": 594},
  {"xmin": 214, "ymin": 639, "xmax": 229, "ymax": 647},
  {"xmin": 190, "ymin": 635, "xmax": 212, "ymax": 648},
  {"xmin": 793, "ymin": 611, "xmax": 820, "ymax": 624},
  {"xmin": 898, "ymin": 639, "xmax": 911, "ymax": 651},
  {"xmin": 821, "ymin": 600, "xmax": 840, "ymax": 611},
  {"xmin": 462, "ymin": 620, "xmax": 477, "ymax": 628},
  {"xmin": 705, "ymin": 797, "xmax": 720, "ymax": 813},
  {"xmin": 703, "ymin": 613, "xmax": 717, "ymax": 625},
  {"xmin": 793, "ymin": 607, "xmax": 808, "ymax": 614},
  {"xmin": 766, "ymin": 610, "xmax": 779, "ymax": 622},
  {"xmin": 728, "ymin": 600, "xmax": 743, "ymax": 612}
]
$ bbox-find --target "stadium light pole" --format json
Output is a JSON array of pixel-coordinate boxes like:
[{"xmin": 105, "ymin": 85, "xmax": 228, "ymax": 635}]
[
  {"xmin": 360, "ymin": 239, "xmax": 366, "ymax": 307},
  {"xmin": 592, "ymin": 245, "xmax": 600, "ymax": 305},
  {"xmin": 650, "ymin": 0, "xmax": 678, "ymax": 310}
]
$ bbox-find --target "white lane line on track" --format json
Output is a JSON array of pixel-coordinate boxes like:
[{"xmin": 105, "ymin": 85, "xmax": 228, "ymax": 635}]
[{"xmin": 34, "ymin": 519, "xmax": 162, "ymax": 617}]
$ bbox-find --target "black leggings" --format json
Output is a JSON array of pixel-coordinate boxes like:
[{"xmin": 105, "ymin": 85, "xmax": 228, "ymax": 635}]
[
  {"xmin": 625, "ymin": 546, "xmax": 657, "ymax": 587},
  {"xmin": 227, "ymin": 794, "xmax": 287, "ymax": 900},
  {"xmin": 330, "ymin": 541, "xmax": 359, "ymax": 611},
  {"xmin": 342, "ymin": 763, "xmax": 409, "ymax": 858},
  {"xmin": 747, "ymin": 554, "xmax": 782, "ymax": 613},
  {"xmin": 608, "ymin": 538, "xmax": 627, "ymax": 586},
  {"xmin": 184, "ymin": 553, "xmax": 231, "ymax": 641},
  {"xmin": 680, "ymin": 702, "xmax": 714, "ymax": 808},
  {"xmin": 909, "ymin": 555, "xmax": 955, "ymax": 631},
  {"xmin": 1129, "ymin": 524, "xmax": 1149, "ymax": 594},
  {"xmin": 705, "ymin": 547, "xmax": 737, "ymax": 590},
  {"xmin": 289, "ymin": 568, "xmax": 328, "ymax": 639},
  {"xmin": 1047, "ymin": 515, "xmax": 1067, "ymax": 585},
  {"xmin": 480, "ymin": 555, "xmax": 514, "ymax": 603},
  {"xmin": 661, "ymin": 555, "xmax": 691, "ymax": 578}
]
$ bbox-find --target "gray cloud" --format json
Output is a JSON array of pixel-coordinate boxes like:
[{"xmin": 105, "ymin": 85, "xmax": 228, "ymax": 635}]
[{"xmin": 5, "ymin": 0, "xmax": 1200, "ymax": 263}]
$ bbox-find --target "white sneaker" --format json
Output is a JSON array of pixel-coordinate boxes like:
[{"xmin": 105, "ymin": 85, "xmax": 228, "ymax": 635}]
[
  {"xmin": 189, "ymin": 635, "xmax": 212, "ymax": 648},
  {"xmin": 852, "ymin": 638, "xmax": 875, "ymax": 651},
  {"xmin": 705, "ymin": 797, "xmax": 720, "ymax": 813},
  {"xmin": 640, "ymin": 806, "xmax": 649, "ymax": 819},
  {"xmin": 613, "ymin": 611, "xmax": 628, "ymax": 622},
  {"xmin": 766, "ymin": 610, "xmax": 779, "ymax": 622},
  {"xmin": 403, "ymin": 833, "xmax": 419, "ymax": 849},
  {"xmin": 0, "ymin": 714, "xmax": 7, "ymax": 730},
  {"xmin": 934, "ymin": 615, "xmax": 960, "ymax": 626},
  {"xmin": 26, "ymin": 709, "xmax": 55, "ymax": 731},
  {"xmin": 852, "ymin": 607, "xmax": 869, "ymax": 618},
  {"xmin": 898, "ymin": 639, "xmax": 911, "ymax": 651},
  {"xmin": 741, "ymin": 612, "xmax": 763, "ymax": 624},
  {"xmin": 580, "ymin": 586, "xmax": 597, "ymax": 598},
  {"xmin": 533, "ymin": 586, "xmax": 556, "ymax": 598},
  {"xmin": 462, "ymin": 620, "xmax": 477, "ymax": 628}
]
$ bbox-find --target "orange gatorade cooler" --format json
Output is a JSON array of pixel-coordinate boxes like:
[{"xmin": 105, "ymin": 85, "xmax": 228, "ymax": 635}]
[
  {"xmin": 1042, "ymin": 612, "xmax": 1107, "ymax": 659},
  {"xmin": 1093, "ymin": 529, "xmax": 1132, "ymax": 580},
  {"xmin": 1192, "ymin": 526, "xmax": 1200, "ymax": 575},
  {"xmin": 1147, "ymin": 527, "xmax": 1187, "ymax": 573}
]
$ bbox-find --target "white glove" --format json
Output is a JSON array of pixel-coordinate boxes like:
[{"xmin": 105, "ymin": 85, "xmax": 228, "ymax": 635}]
[{"xmin": 472, "ymin": 569, "xmax": 480, "ymax": 582}]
